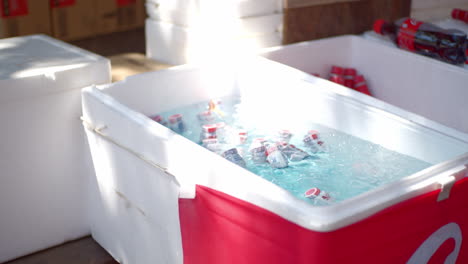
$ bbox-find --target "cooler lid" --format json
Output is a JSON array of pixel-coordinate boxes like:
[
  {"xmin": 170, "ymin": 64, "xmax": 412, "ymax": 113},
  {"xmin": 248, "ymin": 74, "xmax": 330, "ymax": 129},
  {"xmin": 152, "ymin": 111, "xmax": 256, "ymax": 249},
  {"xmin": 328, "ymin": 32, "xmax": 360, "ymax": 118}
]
[{"xmin": 0, "ymin": 35, "xmax": 110, "ymax": 103}]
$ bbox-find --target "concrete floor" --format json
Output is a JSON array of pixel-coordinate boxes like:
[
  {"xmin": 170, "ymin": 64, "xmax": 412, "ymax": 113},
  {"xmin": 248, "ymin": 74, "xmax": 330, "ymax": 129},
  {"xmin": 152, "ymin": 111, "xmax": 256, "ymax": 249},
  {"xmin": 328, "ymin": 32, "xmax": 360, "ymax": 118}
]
[{"xmin": 5, "ymin": 237, "xmax": 117, "ymax": 264}]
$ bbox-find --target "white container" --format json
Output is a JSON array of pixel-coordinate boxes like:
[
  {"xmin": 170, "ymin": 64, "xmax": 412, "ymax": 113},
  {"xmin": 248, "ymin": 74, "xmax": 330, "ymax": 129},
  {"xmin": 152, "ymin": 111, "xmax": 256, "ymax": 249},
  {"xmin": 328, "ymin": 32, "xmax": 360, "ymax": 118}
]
[
  {"xmin": 146, "ymin": 3, "xmax": 283, "ymax": 32},
  {"xmin": 82, "ymin": 57, "xmax": 468, "ymax": 264},
  {"xmin": 146, "ymin": 0, "xmax": 282, "ymax": 21},
  {"xmin": 261, "ymin": 35, "xmax": 468, "ymax": 134},
  {"xmin": 0, "ymin": 35, "xmax": 111, "ymax": 262},
  {"xmin": 146, "ymin": 19, "xmax": 282, "ymax": 65}
]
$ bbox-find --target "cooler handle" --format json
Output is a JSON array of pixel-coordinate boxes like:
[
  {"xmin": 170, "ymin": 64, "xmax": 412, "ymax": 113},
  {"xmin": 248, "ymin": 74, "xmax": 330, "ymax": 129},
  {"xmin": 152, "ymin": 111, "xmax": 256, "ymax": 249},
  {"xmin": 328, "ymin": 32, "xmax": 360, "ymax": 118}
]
[{"xmin": 436, "ymin": 165, "xmax": 467, "ymax": 202}]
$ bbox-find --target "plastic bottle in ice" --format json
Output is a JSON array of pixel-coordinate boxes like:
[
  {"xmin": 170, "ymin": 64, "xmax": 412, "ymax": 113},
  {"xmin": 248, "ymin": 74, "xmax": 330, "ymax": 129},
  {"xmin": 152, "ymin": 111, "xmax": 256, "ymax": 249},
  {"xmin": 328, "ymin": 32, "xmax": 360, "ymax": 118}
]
[
  {"xmin": 304, "ymin": 187, "xmax": 331, "ymax": 201},
  {"xmin": 197, "ymin": 110, "xmax": 215, "ymax": 125},
  {"xmin": 200, "ymin": 123, "xmax": 217, "ymax": 143},
  {"xmin": 277, "ymin": 129, "xmax": 293, "ymax": 143},
  {"xmin": 249, "ymin": 138, "xmax": 267, "ymax": 163},
  {"xmin": 303, "ymin": 130, "xmax": 324, "ymax": 153},
  {"xmin": 202, "ymin": 138, "xmax": 223, "ymax": 153},
  {"xmin": 265, "ymin": 145, "xmax": 289, "ymax": 168},
  {"xmin": 221, "ymin": 148, "xmax": 247, "ymax": 168},
  {"xmin": 373, "ymin": 18, "xmax": 467, "ymax": 64},
  {"xmin": 150, "ymin": 115, "xmax": 167, "ymax": 126},
  {"xmin": 237, "ymin": 129, "xmax": 248, "ymax": 145},
  {"xmin": 214, "ymin": 122, "xmax": 228, "ymax": 142},
  {"xmin": 168, "ymin": 114, "xmax": 186, "ymax": 133},
  {"xmin": 277, "ymin": 142, "xmax": 310, "ymax": 162}
]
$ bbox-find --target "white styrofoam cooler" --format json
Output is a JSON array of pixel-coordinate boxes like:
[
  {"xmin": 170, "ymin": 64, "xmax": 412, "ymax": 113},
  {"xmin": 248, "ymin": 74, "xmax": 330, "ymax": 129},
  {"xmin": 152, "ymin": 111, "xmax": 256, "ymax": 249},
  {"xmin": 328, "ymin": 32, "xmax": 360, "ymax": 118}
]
[
  {"xmin": 261, "ymin": 35, "xmax": 468, "ymax": 135},
  {"xmin": 146, "ymin": 5, "xmax": 283, "ymax": 33},
  {"xmin": 0, "ymin": 35, "xmax": 111, "ymax": 262},
  {"xmin": 146, "ymin": 0, "xmax": 282, "ymax": 22},
  {"xmin": 146, "ymin": 19, "xmax": 282, "ymax": 65},
  {"xmin": 82, "ymin": 57, "xmax": 468, "ymax": 263}
]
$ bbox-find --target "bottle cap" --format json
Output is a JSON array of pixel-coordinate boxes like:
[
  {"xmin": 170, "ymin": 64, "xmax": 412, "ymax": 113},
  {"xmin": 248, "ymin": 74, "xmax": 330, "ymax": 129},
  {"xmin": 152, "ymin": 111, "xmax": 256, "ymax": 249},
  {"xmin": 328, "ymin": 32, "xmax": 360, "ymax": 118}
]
[
  {"xmin": 373, "ymin": 19, "xmax": 386, "ymax": 35},
  {"xmin": 330, "ymin": 66, "xmax": 344, "ymax": 75},
  {"xmin": 266, "ymin": 146, "xmax": 278, "ymax": 155},
  {"xmin": 151, "ymin": 115, "xmax": 163, "ymax": 123},
  {"xmin": 452, "ymin": 9, "xmax": 459, "ymax": 19},
  {"xmin": 354, "ymin": 75, "xmax": 365, "ymax": 84},
  {"xmin": 330, "ymin": 75, "xmax": 345, "ymax": 85},
  {"xmin": 203, "ymin": 124, "xmax": 217, "ymax": 133},
  {"xmin": 344, "ymin": 68, "xmax": 357, "ymax": 77},
  {"xmin": 169, "ymin": 114, "xmax": 182, "ymax": 124},
  {"xmin": 238, "ymin": 129, "xmax": 248, "ymax": 136},
  {"xmin": 304, "ymin": 187, "xmax": 321, "ymax": 198},
  {"xmin": 308, "ymin": 130, "xmax": 319, "ymax": 139}
]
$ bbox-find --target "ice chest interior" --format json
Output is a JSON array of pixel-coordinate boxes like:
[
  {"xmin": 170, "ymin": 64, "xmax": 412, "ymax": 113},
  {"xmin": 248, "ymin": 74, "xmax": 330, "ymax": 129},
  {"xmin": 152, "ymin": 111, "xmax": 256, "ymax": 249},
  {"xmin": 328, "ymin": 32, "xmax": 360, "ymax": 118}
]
[
  {"xmin": 82, "ymin": 58, "xmax": 468, "ymax": 264},
  {"xmin": 261, "ymin": 35, "xmax": 468, "ymax": 135}
]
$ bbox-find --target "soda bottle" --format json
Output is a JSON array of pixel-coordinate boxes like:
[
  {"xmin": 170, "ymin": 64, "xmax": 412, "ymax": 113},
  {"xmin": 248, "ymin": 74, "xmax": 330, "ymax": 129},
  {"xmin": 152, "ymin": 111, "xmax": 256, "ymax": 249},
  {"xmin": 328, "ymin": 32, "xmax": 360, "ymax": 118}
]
[
  {"xmin": 329, "ymin": 66, "xmax": 345, "ymax": 85},
  {"xmin": 354, "ymin": 75, "xmax": 372, "ymax": 96},
  {"xmin": 373, "ymin": 18, "xmax": 467, "ymax": 64},
  {"xmin": 221, "ymin": 148, "xmax": 247, "ymax": 168},
  {"xmin": 277, "ymin": 142, "xmax": 309, "ymax": 162},
  {"xmin": 249, "ymin": 138, "xmax": 267, "ymax": 164},
  {"xmin": 303, "ymin": 130, "xmax": 324, "ymax": 153},
  {"xmin": 343, "ymin": 68, "xmax": 357, "ymax": 89},
  {"xmin": 452, "ymin": 9, "xmax": 468, "ymax": 24},
  {"xmin": 200, "ymin": 124, "xmax": 217, "ymax": 143},
  {"xmin": 277, "ymin": 129, "xmax": 293, "ymax": 143},
  {"xmin": 265, "ymin": 145, "xmax": 289, "ymax": 169},
  {"xmin": 304, "ymin": 187, "xmax": 331, "ymax": 201},
  {"xmin": 168, "ymin": 114, "xmax": 186, "ymax": 133},
  {"xmin": 149, "ymin": 115, "xmax": 167, "ymax": 126},
  {"xmin": 197, "ymin": 110, "xmax": 215, "ymax": 125}
]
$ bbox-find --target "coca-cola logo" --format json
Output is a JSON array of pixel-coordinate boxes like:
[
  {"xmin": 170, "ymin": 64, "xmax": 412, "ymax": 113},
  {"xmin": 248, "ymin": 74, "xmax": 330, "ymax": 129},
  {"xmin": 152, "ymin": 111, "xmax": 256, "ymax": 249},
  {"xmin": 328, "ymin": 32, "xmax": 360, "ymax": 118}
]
[{"xmin": 408, "ymin": 222, "xmax": 462, "ymax": 264}]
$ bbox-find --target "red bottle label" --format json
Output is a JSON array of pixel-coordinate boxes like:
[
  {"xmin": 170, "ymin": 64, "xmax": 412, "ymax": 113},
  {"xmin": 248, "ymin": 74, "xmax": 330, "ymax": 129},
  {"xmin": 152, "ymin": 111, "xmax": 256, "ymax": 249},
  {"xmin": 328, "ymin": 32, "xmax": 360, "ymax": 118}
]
[
  {"xmin": 397, "ymin": 18, "xmax": 423, "ymax": 52},
  {"xmin": 452, "ymin": 9, "xmax": 468, "ymax": 23},
  {"xmin": 50, "ymin": 0, "xmax": 76, "ymax": 8},
  {"xmin": 115, "ymin": 0, "xmax": 136, "ymax": 7},
  {"xmin": 1, "ymin": 0, "xmax": 28, "ymax": 18}
]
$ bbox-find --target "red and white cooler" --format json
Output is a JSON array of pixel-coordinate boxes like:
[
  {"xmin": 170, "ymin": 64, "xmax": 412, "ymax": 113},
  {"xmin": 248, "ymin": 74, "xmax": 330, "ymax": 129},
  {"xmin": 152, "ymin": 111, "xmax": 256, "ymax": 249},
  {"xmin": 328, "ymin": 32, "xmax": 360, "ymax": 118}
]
[{"xmin": 82, "ymin": 57, "xmax": 468, "ymax": 264}]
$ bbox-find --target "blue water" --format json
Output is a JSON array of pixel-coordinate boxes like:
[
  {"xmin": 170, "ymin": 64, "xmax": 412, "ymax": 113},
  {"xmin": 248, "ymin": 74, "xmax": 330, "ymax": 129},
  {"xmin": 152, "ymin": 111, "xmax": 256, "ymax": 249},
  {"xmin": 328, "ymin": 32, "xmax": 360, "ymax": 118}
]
[{"xmin": 153, "ymin": 96, "xmax": 432, "ymax": 205}]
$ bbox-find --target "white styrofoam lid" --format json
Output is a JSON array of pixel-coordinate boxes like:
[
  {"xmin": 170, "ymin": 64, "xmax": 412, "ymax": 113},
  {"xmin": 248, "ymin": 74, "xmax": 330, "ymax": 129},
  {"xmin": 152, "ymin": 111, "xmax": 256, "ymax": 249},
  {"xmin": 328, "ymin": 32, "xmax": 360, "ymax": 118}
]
[
  {"xmin": 0, "ymin": 35, "xmax": 104, "ymax": 80},
  {"xmin": 0, "ymin": 35, "xmax": 110, "ymax": 104}
]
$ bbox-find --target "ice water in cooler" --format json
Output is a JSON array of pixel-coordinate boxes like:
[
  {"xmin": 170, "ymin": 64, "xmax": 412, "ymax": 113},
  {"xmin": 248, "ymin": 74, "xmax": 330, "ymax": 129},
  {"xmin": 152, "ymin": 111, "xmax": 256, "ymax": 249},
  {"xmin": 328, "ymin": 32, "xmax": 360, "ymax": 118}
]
[{"xmin": 151, "ymin": 96, "xmax": 432, "ymax": 206}]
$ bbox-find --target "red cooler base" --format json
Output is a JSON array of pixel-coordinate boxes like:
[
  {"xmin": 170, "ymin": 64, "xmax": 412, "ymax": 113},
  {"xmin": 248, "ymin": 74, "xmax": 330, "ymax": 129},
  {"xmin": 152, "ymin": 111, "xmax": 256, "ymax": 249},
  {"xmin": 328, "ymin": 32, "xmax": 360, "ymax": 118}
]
[{"xmin": 179, "ymin": 179, "xmax": 468, "ymax": 264}]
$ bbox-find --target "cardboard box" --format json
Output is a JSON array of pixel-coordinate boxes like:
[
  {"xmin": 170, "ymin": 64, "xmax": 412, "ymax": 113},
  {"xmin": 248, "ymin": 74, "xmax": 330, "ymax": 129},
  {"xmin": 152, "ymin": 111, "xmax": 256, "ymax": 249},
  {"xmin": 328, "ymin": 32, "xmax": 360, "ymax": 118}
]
[
  {"xmin": 97, "ymin": 0, "xmax": 145, "ymax": 35},
  {"xmin": 50, "ymin": 0, "xmax": 97, "ymax": 41},
  {"xmin": 0, "ymin": 0, "xmax": 51, "ymax": 38}
]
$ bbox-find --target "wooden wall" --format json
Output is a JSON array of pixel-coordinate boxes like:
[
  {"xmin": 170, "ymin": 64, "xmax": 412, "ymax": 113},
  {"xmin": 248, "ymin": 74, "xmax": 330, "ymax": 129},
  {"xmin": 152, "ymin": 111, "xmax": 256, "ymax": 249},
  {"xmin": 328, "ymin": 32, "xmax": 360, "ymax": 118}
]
[
  {"xmin": 411, "ymin": 0, "xmax": 468, "ymax": 22},
  {"xmin": 283, "ymin": 0, "xmax": 412, "ymax": 44}
]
